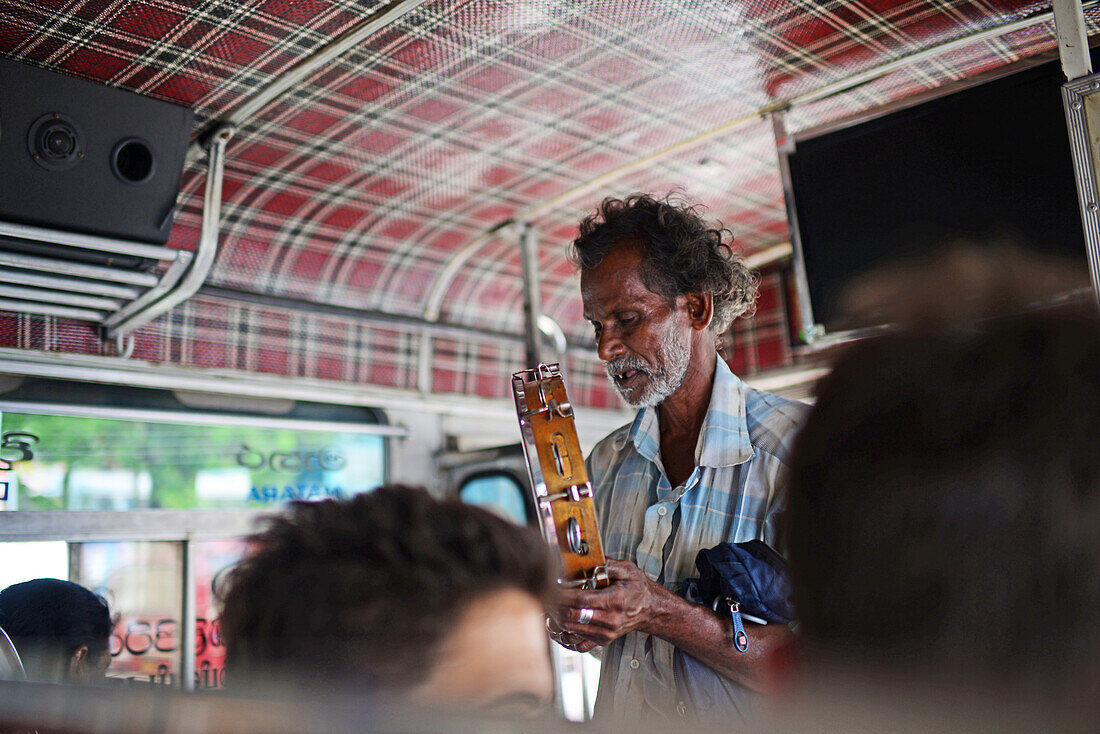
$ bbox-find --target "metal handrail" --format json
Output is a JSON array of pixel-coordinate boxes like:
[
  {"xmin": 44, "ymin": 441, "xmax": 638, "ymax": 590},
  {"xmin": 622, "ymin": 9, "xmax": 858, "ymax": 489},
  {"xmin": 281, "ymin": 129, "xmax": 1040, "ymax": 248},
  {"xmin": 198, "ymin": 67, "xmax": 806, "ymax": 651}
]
[
  {"xmin": 0, "ymin": 220, "xmax": 185, "ymax": 261},
  {"xmin": 107, "ymin": 125, "xmax": 234, "ymax": 337},
  {"xmin": 0, "ymin": 268, "xmax": 141, "ymax": 298},
  {"xmin": 0, "ymin": 251, "xmax": 159, "ymax": 287}
]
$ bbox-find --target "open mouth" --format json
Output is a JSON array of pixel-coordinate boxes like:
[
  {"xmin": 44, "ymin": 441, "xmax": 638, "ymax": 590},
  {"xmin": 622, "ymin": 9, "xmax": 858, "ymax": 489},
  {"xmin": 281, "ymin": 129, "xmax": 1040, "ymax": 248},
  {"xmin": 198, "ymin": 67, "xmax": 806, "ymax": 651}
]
[{"xmin": 611, "ymin": 367, "xmax": 644, "ymax": 391}]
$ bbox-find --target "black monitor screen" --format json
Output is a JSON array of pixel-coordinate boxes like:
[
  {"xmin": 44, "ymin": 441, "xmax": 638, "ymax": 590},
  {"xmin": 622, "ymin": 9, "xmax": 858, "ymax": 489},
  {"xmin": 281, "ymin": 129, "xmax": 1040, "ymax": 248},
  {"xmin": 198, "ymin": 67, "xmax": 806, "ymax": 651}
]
[{"xmin": 786, "ymin": 57, "xmax": 1089, "ymax": 333}]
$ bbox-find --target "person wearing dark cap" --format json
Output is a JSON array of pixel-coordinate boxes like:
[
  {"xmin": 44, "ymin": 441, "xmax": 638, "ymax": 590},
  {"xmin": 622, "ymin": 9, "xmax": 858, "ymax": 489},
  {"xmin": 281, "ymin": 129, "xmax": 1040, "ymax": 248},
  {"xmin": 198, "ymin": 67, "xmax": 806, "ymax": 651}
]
[{"xmin": 0, "ymin": 578, "xmax": 112, "ymax": 684}]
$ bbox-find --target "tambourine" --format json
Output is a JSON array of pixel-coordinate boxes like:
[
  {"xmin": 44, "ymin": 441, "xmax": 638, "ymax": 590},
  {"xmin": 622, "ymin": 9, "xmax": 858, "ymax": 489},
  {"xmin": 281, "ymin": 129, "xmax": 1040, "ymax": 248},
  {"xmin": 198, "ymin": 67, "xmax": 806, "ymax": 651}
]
[{"xmin": 512, "ymin": 364, "xmax": 609, "ymax": 589}]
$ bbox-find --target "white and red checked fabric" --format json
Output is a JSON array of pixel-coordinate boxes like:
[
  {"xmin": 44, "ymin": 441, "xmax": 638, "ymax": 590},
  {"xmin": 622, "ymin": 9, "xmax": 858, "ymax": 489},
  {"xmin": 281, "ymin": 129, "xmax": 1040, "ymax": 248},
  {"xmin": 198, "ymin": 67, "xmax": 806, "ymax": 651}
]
[{"xmin": 0, "ymin": 0, "xmax": 1092, "ymax": 404}]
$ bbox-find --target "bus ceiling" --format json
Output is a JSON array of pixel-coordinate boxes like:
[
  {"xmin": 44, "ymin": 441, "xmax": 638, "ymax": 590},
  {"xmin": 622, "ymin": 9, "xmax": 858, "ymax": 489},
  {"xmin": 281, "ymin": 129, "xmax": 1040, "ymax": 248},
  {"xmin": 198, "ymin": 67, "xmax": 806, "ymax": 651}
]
[{"xmin": 0, "ymin": 1, "xmax": 1098, "ymax": 414}]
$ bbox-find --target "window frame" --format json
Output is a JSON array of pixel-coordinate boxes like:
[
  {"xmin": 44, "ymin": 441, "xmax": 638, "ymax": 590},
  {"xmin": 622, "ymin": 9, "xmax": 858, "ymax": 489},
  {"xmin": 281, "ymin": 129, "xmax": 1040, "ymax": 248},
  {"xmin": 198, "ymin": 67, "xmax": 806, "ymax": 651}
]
[{"xmin": 0, "ymin": 379, "xmax": 398, "ymax": 690}]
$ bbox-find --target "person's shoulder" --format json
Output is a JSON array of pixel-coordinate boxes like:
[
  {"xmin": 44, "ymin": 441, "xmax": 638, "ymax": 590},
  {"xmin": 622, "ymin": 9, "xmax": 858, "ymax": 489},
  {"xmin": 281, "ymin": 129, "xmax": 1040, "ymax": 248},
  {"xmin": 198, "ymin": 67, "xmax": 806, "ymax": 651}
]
[
  {"xmin": 743, "ymin": 385, "xmax": 810, "ymax": 461},
  {"xmin": 585, "ymin": 422, "xmax": 638, "ymax": 484},
  {"xmin": 588, "ymin": 421, "xmax": 634, "ymax": 469}
]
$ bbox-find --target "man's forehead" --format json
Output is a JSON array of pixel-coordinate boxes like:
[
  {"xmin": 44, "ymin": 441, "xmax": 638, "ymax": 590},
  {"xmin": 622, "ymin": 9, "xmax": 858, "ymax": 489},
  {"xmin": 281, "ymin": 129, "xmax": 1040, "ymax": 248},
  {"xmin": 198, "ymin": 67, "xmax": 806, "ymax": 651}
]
[
  {"xmin": 581, "ymin": 240, "xmax": 647, "ymax": 285},
  {"xmin": 585, "ymin": 235, "xmax": 651, "ymax": 281},
  {"xmin": 581, "ymin": 241, "xmax": 657, "ymax": 308}
]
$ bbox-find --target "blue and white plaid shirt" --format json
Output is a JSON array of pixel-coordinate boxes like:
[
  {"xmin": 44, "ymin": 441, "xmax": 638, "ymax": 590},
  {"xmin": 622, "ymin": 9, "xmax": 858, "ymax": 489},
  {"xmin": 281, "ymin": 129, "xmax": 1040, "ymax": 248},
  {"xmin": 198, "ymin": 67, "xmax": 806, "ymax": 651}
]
[{"xmin": 587, "ymin": 353, "xmax": 808, "ymax": 723}]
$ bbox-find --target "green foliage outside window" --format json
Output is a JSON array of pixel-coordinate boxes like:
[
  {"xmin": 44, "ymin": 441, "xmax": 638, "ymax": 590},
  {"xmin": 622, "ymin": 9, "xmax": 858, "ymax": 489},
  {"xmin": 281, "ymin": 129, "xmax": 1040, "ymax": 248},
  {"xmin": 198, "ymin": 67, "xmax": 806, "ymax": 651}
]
[{"xmin": 1, "ymin": 412, "xmax": 385, "ymax": 511}]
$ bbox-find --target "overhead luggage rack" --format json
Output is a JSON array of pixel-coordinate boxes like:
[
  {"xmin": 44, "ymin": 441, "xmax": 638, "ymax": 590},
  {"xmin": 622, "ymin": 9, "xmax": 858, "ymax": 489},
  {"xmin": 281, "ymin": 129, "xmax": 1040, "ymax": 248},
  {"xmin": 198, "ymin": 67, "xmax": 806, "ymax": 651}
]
[
  {"xmin": 0, "ymin": 124, "xmax": 233, "ymax": 350},
  {"xmin": 0, "ymin": 219, "xmax": 193, "ymax": 329}
]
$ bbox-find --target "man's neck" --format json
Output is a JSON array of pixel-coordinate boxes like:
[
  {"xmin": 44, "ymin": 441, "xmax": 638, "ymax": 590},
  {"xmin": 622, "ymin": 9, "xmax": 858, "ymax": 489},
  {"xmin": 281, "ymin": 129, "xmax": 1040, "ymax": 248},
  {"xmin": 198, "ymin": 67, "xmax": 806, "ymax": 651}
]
[{"xmin": 656, "ymin": 348, "xmax": 716, "ymax": 474}]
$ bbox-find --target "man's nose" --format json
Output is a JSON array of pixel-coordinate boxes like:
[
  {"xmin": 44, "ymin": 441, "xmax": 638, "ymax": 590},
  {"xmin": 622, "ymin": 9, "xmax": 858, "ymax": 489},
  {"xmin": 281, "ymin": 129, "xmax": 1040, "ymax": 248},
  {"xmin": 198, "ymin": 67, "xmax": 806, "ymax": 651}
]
[{"xmin": 596, "ymin": 327, "xmax": 624, "ymax": 362}]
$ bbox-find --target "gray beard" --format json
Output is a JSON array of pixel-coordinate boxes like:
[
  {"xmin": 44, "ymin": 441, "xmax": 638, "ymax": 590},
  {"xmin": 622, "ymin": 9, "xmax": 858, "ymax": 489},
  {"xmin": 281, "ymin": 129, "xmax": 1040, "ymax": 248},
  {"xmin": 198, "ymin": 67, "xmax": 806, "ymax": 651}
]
[{"xmin": 605, "ymin": 322, "xmax": 692, "ymax": 408}]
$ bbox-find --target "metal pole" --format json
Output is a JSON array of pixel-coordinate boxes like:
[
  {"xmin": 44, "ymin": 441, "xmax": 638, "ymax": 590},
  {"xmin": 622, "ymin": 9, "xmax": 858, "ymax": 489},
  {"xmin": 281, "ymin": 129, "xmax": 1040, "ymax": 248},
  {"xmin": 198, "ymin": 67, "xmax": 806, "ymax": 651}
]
[
  {"xmin": 180, "ymin": 537, "xmax": 196, "ymax": 691},
  {"xmin": 1055, "ymin": 2, "xmax": 1100, "ymax": 308},
  {"xmin": 0, "ymin": 252, "xmax": 159, "ymax": 287},
  {"xmin": 1061, "ymin": 78, "xmax": 1100, "ymax": 308},
  {"xmin": 0, "ymin": 221, "xmax": 186, "ymax": 261},
  {"xmin": 417, "ymin": 335, "xmax": 433, "ymax": 394},
  {"xmin": 1051, "ymin": 0, "xmax": 1093, "ymax": 82},
  {"xmin": 517, "ymin": 222, "xmax": 543, "ymax": 368},
  {"xmin": 771, "ymin": 110, "xmax": 822, "ymax": 342},
  {"xmin": 108, "ymin": 124, "xmax": 235, "ymax": 337}
]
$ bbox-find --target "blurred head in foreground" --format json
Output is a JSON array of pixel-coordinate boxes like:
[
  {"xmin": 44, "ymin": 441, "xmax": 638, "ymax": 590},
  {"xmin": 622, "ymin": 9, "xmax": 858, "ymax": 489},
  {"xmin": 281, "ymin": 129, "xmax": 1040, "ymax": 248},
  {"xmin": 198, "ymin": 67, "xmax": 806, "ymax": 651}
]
[
  {"xmin": 784, "ymin": 283, "xmax": 1100, "ymax": 708},
  {"xmin": 220, "ymin": 486, "xmax": 555, "ymax": 716},
  {"xmin": 0, "ymin": 578, "xmax": 112, "ymax": 684}
]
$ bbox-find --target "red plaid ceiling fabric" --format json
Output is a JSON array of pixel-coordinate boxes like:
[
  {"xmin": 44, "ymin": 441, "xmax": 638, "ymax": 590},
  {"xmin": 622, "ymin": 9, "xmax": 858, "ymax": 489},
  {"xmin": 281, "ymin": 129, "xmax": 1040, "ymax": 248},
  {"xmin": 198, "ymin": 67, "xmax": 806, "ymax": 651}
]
[{"xmin": 0, "ymin": 0, "xmax": 1088, "ymax": 405}]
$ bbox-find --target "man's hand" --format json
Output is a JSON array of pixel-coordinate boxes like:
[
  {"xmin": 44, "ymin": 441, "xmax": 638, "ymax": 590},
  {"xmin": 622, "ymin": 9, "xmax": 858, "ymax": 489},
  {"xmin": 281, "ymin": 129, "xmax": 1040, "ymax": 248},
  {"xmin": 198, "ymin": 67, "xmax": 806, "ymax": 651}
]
[
  {"xmin": 545, "ymin": 616, "xmax": 600, "ymax": 653},
  {"xmin": 556, "ymin": 558, "xmax": 670, "ymax": 646},
  {"xmin": 555, "ymin": 558, "xmax": 794, "ymax": 691}
]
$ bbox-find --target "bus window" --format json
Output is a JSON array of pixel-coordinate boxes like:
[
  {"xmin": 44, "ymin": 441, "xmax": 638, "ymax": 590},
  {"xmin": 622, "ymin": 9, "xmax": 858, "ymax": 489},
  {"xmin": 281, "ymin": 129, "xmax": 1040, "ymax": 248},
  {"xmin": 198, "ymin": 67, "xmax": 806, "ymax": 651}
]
[
  {"xmin": 0, "ymin": 382, "xmax": 393, "ymax": 691},
  {"xmin": 0, "ymin": 412, "xmax": 386, "ymax": 510},
  {"xmin": 0, "ymin": 541, "xmax": 68, "ymax": 590},
  {"xmin": 72, "ymin": 541, "xmax": 184, "ymax": 685},
  {"xmin": 459, "ymin": 474, "xmax": 527, "ymax": 525},
  {"xmin": 0, "ymin": 538, "xmax": 245, "ymax": 689},
  {"xmin": 193, "ymin": 539, "xmax": 246, "ymax": 690}
]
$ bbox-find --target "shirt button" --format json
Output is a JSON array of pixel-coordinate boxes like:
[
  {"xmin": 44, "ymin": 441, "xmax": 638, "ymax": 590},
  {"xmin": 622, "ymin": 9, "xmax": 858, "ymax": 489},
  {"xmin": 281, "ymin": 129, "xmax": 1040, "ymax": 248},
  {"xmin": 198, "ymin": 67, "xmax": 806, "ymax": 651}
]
[
  {"xmin": 629, "ymin": 658, "xmax": 640, "ymax": 670},
  {"xmin": 677, "ymin": 701, "xmax": 688, "ymax": 717},
  {"xmin": 657, "ymin": 506, "xmax": 667, "ymax": 516}
]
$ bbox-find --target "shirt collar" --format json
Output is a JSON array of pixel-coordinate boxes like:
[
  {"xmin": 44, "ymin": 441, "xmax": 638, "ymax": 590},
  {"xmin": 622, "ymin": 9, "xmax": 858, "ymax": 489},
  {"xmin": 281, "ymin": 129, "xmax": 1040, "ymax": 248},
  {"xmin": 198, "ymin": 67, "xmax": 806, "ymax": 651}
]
[{"xmin": 626, "ymin": 353, "xmax": 753, "ymax": 468}]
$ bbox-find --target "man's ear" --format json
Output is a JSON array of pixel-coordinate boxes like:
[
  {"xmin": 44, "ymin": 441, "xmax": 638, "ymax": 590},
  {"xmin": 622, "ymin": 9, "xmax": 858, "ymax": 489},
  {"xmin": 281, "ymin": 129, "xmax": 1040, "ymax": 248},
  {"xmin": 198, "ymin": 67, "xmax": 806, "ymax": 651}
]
[
  {"xmin": 683, "ymin": 293, "xmax": 713, "ymax": 331},
  {"xmin": 68, "ymin": 645, "xmax": 88, "ymax": 679}
]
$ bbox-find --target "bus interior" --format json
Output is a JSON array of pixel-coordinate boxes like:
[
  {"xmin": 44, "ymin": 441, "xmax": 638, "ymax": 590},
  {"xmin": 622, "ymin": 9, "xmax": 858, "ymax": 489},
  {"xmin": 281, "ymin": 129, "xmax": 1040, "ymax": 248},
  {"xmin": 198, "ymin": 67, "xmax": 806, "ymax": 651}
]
[{"xmin": 0, "ymin": 0, "xmax": 1098, "ymax": 729}]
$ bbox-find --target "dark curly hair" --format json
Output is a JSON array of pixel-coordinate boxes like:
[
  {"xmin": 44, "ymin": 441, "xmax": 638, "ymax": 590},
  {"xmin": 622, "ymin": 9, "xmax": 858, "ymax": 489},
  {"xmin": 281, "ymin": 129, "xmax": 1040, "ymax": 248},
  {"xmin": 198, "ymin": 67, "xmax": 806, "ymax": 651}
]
[
  {"xmin": 219, "ymin": 486, "xmax": 553, "ymax": 692},
  {"xmin": 571, "ymin": 192, "xmax": 757, "ymax": 333},
  {"xmin": 785, "ymin": 306, "xmax": 1100, "ymax": 698}
]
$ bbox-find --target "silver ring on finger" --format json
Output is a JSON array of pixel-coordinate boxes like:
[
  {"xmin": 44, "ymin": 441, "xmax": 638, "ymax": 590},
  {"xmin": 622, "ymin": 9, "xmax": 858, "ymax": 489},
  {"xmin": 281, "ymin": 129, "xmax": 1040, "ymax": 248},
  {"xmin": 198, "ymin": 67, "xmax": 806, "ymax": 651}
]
[{"xmin": 577, "ymin": 607, "xmax": 594, "ymax": 625}]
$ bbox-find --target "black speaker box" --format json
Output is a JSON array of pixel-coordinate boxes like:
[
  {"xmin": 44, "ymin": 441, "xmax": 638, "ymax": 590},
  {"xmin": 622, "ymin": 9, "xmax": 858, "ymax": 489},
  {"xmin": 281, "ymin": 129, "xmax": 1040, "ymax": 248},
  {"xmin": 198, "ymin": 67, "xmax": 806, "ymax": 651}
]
[{"xmin": 0, "ymin": 58, "xmax": 194, "ymax": 244}]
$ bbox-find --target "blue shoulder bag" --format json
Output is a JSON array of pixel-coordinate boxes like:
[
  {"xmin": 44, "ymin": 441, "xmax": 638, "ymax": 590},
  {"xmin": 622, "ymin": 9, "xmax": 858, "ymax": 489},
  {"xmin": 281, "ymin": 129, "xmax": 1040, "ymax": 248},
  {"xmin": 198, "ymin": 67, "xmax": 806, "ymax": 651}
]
[{"xmin": 674, "ymin": 540, "xmax": 795, "ymax": 722}]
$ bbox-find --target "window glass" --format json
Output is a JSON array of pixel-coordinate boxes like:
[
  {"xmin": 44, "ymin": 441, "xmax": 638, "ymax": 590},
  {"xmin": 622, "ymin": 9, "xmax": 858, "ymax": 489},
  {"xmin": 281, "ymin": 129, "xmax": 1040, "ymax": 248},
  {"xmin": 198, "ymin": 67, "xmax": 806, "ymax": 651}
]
[
  {"xmin": 0, "ymin": 541, "xmax": 68, "ymax": 590},
  {"xmin": 194, "ymin": 539, "xmax": 247, "ymax": 690},
  {"xmin": 71, "ymin": 541, "xmax": 183, "ymax": 685},
  {"xmin": 459, "ymin": 474, "xmax": 527, "ymax": 524},
  {"xmin": 0, "ymin": 412, "xmax": 385, "ymax": 510}
]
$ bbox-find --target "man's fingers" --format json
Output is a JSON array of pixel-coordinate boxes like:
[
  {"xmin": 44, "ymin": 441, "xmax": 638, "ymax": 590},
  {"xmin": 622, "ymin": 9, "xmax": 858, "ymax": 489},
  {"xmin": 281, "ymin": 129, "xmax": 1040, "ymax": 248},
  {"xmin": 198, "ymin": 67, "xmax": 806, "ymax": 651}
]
[
  {"xmin": 560, "ymin": 618, "xmax": 614, "ymax": 646},
  {"xmin": 604, "ymin": 557, "xmax": 641, "ymax": 580},
  {"xmin": 558, "ymin": 587, "xmax": 611, "ymax": 609},
  {"xmin": 573, "ymin": 639, "xmax": 598, "ymax": 653},
  {"xmin": 551, "ymin": 630, "xmax": 598, "ymax": 653},
  {"xmin": 561, "ymin": 605, "xmax": 618, "ymax": 631}
]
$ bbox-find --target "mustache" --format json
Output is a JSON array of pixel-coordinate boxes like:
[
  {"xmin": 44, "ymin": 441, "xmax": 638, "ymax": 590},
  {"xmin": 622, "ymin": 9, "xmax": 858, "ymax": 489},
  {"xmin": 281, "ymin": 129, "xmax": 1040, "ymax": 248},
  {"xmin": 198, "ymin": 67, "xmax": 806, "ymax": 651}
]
[{"xmin": 605, "ymin": 355, "xmax": 650, "ymax": 379}]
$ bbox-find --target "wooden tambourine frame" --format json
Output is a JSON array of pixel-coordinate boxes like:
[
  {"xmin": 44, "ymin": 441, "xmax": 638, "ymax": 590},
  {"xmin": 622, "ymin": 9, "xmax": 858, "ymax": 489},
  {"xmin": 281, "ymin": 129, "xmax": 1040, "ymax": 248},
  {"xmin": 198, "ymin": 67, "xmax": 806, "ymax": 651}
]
[{"xmin": 512, "ymin": 363, "xmax": 609, "ymax": 589}]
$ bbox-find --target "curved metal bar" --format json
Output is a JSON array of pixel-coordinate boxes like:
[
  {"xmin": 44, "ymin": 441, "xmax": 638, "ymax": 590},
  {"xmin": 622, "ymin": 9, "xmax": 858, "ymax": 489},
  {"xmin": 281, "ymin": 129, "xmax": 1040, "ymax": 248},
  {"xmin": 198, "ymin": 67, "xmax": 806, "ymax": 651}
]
[
  {"xmin": 114, "ymin": 333, "xmax": 136, "ymax": 359},
  {"xmin": 0, "ymin": 298, "xmax": 105, "ymax": 321},
  {"xmin": 102, "ymin": 249, "xmax": 193, "ymax": 330},
  {"xmin": 423, "ymin": 224, "xmax": 506, "ymax": 322},
  {"xmin": 0, "ymin": 221, "xmax": 185, "ymax": 261},
  {"xmin": 107, "ymin": 125, "xmax": 234, "ymax": 338}
]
